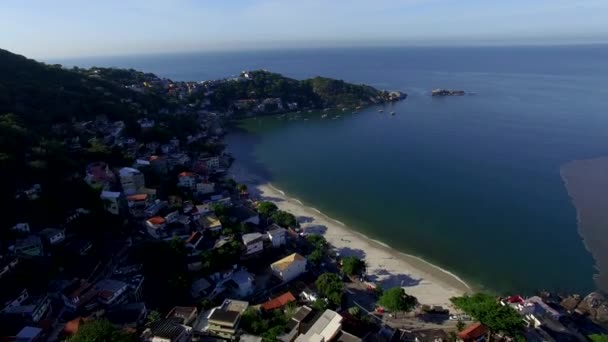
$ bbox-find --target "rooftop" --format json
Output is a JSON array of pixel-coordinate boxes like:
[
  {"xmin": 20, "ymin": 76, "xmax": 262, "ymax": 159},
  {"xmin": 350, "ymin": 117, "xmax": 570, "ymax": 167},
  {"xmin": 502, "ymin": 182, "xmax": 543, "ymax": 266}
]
[
  {"xmin": 119, "ymin": 167, "xmax": 141, "ymax": 177},
  {"xmin": 147, "ymin": 216, "xmax": 166, "ymax": 226},
  {"xmin": 208, "ymin": 308, "xmax": 241, "ymax": 325},
  {"xmin": 296, "ymin": 309, "xmax": 342, "ymax": 342},
  {"xmin": 261, "ymin": 292, "xmax": 297, "ymax": 311},
  {"xmin": 272, "ymin": 253, "xmax": 306, "ymax": 272},
  {"xmin": 149, "ymin": 318, "xmax": 187, "ymax": 340},
  {"xmin": 221, "ymin": 299, "xmax": 249, "ymax": 313},
  {"xmin": 458, "ymin": 322, "xmax": 488, "ymax": 341},
  {"xmin": 101, "ymin": 191, "xmax": 121, "ymax": 199},
  {"xmin": 242, "ymin": 232, "xmax": 264, "ymax": 245}
]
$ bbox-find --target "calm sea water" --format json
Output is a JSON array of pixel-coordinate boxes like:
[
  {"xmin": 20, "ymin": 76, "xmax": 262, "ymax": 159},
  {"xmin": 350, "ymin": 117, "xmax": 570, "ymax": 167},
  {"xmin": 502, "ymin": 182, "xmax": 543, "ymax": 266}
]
[{"xmin": 55, "ymin": 45, "xmax": 608, "ymax": 294}]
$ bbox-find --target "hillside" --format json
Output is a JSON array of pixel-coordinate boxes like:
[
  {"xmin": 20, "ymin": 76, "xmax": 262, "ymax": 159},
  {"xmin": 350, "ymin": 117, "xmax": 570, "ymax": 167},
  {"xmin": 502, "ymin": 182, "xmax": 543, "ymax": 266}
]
[{"xmin": 0, "ymin": 49, "xmax": 165, "ymax": 127}]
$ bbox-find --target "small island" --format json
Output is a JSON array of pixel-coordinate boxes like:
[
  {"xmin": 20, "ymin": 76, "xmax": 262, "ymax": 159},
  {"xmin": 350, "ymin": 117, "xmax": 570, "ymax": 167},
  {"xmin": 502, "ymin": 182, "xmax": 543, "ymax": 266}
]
[{"xmin": 432, "ymin": 88, "xmax": 466, "ymax": 96}]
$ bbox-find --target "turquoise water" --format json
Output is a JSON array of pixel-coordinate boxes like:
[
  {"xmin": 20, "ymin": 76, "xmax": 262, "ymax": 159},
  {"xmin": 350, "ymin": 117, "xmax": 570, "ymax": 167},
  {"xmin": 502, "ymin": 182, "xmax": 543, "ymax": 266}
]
[{"xmin": 57, "ymin": 45, "xmax": 608, "ymax": 294}]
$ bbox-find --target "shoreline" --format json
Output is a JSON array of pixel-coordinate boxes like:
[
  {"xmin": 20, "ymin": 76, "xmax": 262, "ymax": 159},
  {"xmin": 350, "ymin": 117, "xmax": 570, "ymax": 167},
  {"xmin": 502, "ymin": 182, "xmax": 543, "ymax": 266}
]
[{"xmin": 228, "ymin": 161, "xmax": 472, "ymax": 310}]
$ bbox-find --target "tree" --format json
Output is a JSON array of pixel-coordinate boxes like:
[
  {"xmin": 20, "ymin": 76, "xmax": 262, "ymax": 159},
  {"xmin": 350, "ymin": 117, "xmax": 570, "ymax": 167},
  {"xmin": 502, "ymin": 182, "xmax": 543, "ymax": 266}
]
[
  {"xmin": 69, "ymin": 319, "xmax": 133, "ymax": 342},
  {"xmin": 211, "ymin": 203, "xmax": 229, "ymax": 217},
  {"xmin": 315, "ymin": 273, "xmax": 344, "ymax": 306},
  {"xmin": 272, "ymin": 210, "xmax": 297, "ymax": 228},
  {"xmin": 450, "ymin": 293, "xmax": 524, "ymax": 337},
  {"xmin": 312, "ymin": 299, "xmax": 329, "ymax": 311},
  {"xmin": 307, "ymin": 248, "xmax": 324, "ymax": 265},
  {"xmin": 589, "ymin": 335, "xmax": 608, "ymax": 342},
  {"xmin": 257, "ymin": 201, "xmax": 278, "ymax": 217},
  {"xmin": 348, "ymin": 306, "xmax": 361, "ymax": 317},
  {"xmin": 147, "ymin": 310, "xmax": 161, "ymax": 325},
  {"xmin": 377, "ymin": 287, "xmax": 417, "ymax": 312},
  {"xmin": 306, "ymin": 234, "xmax": 327, "ymax": 249},
  {"xmin": 341, "ymin": 256, "xmax": 366, "ymax": 276},
  {"xmin": 456, "ymin": 320, "xmax": 466, "ymax": 332},
  {"xmin": 237, "ymin": 183, "xmax": 248, "ymax": 193}
]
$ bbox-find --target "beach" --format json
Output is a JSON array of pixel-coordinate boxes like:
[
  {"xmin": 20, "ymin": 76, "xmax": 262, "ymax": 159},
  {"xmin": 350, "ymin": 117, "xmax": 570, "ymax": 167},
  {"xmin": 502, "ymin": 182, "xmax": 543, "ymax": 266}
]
[{"xmin": 229, "ymin": 160, "xmax": 471, "ymax": 310}]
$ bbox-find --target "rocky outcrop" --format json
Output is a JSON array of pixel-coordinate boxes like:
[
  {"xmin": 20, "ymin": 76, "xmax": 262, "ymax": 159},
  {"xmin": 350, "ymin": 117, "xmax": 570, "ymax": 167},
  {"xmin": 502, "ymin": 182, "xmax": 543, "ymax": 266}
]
[
  {"xmin": 431, "ymin": 89, "xmax": 465, "ymax": 96},
  {"xmin": 575, "ymin": 292, "xmax": 608, "ymax": 325}
]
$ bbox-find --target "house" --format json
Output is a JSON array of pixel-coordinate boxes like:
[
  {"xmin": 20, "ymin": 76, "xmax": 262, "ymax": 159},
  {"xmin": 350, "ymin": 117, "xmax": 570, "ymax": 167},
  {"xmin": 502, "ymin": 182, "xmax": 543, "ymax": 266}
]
[
  {"xmin": 261, "ymin": 292, "xmax": 296, "ymax": 312},
  {"xmin": 167, "ymin": 306, "xmax": 198, "ymax": 326},
  {"xmin": 127, "ymin": 193, "xmax": 152, "ymax": 211},
  {"xmin": 4, "ymin": 294, "xmax": 51, "ymax": 323},
  {"xmin": 200, "ymin": 214, "xmax": 222, "ymax": 232},
  {"xmin": 200, "ymin": 156, "xmax": 220, "ymax": 172},
  {"xmin": 146, "ymin": 216, "xmax": 167, "ymax": 238},
  {"xmin": 142, "ymin": 318, "xmax": 192, "ymax": 342},
  {"xmin": 267, "ymin": 225, "xmax": 287, "ymax": 248},
  {"xmin": 458, "ymin": 322, "xmax": 488, "ymax": 342},
  {"xmin": 271, "ymin": 253, "xmax": 307, "ymax": 283},
  {"xmin": 15, "ymin": 236, "xmax": 44, "ymax": 257},
  {"xmin": 61, "ymin": 279, "xmax": 98, "ymax": 311},
  {"xmin": 105, "ymin": 302, "xmax": 147, "ymax": 329},
  {"xmin": 39, "ymin": 228, "xmax": 66, "ymax": 245},
  {"xmin": 230, "ymin": 206, "xmax": 260, "ymax": 226},
  {"xmin": 196, "ymin": 181, "xmax": 215, "ymax": 195},
  {"xmin": 15, "ymin": 326, "xmax": 44, "ymax": 342},
  {"xmin": 95, "ymin": 279, "xmax": 128, "ymax": 306},
  {"xmin": 241, "ymin": 233, "xmax": 264, "ymax": 255},
  {"xmin": 186, "ymin": 232, "xmax": 204, "ymax": 250},
  {"xmin": 145, "ymin": 200, "xmax": 168, "ymax": 217},
  {"xmin": 178, "ymin": 172, "xmax": 198, "ymax": 189},
  {"xmin": 207, "ymin": 300, "xmax": 249, "ymax": 340},
  {"xmin": 118, "ymin": 167, "xmax": 146, "ymax": 195},
  {"xmin": 100, "ymin": 191, "xmax": 123, "ymax": 215},
  {"xmin": 85, "ymin": 161, "xmax": 114, "ymax": 190},
  {"xmin": 1, "ymin": 288, "xmax": 29, "ymax": 314},
  {"xmin": 278, "ymin": 306, "xmax": 315, "ymax": 342},
  {"xmin": 295, "ymin": 309, "xmax": 343, "ymax": 342},
  {"xmin": 11, "ymin": 223, "xmax": 31, "ymax": 234}
]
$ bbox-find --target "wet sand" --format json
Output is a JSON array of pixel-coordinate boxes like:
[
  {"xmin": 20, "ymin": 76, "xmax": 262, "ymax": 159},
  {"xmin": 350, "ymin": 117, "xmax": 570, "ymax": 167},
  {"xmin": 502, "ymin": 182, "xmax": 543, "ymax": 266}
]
[
  {"xmin": 229, "ymin": 160, "xmax": 471, "ymax": 310},
  {"xmin": 561, "ymin": 157, "xmax": 608, "ymax": 293}
]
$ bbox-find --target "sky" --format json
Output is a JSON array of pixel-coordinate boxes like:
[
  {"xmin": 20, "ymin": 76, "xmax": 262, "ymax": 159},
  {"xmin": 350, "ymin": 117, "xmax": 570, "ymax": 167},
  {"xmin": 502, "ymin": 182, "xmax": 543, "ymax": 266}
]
[{"xmin": 1, "ymin": 0, "xmax": 607, "ymax": 58}]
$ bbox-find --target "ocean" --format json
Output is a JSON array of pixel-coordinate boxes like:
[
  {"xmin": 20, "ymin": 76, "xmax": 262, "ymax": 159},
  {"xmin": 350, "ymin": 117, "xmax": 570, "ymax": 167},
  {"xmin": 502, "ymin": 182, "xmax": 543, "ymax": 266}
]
[{"xmin": 54, "ymin": 45, "xmax": 608, "ymax": 294}]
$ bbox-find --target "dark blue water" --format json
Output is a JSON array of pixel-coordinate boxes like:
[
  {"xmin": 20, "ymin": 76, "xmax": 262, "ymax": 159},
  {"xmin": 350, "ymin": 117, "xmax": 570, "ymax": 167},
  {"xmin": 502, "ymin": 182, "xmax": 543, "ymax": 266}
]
[{"xmin": 54, "ymin": 45, "xmax": 608, "ymax": 294}]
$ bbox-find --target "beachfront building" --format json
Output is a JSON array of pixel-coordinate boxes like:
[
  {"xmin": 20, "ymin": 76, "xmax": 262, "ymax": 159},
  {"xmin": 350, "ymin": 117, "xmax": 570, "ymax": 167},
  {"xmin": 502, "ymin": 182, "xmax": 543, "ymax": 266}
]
[
  {"xmin": 295, "ymin": 309, "xmax": 343, "ymax": 342},
  {"xmin": 118, "ymin": 167, "xmax": 145, "ymax": 195},
  {"xmin": 271, "ymin": 253, "xmax": 307, "ymax": 282},
  {"xmin": 242, "ymin": 233, "xmax": 264, "ymax": 256},
  {"xmin": 267, "ymin": 224, "xmax": 287, "ymax": 248}
]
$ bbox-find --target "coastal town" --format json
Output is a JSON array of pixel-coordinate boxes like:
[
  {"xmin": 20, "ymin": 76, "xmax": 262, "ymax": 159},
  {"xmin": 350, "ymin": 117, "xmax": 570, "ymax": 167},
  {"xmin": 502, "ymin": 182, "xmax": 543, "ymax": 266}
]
[{"xmin": 1, "ymin": 49, "xmax": 608, "ymax": 342}]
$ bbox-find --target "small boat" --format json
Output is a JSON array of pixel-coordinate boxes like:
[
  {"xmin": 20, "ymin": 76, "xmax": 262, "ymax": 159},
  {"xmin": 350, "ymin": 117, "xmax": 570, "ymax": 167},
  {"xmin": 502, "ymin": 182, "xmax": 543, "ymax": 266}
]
[
  {"xmin": 390, "ymin": 111, "xmax": 396, "ymax": 115},
  {"xmin": 321, "ymin": 114, "xmax": 328, "ymax": 118},
  {"xmin": 308, "ymin": 110, "xmax": 313, "ymax": 113},
  {"xmin": 378, "ymin": 109, "xmax": 384, "ymax": 113},
  {"xmin": 342, "ymin": 108, "xmax": 347, "ymax": 112},
  {"xmin": 356, "ymin": 106, "xmax": 362, "ymax": 110}
]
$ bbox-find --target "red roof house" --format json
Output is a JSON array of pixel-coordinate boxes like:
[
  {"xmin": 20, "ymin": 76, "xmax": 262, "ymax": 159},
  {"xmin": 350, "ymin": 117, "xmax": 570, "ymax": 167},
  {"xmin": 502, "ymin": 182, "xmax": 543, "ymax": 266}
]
[
  {"xmin": 458, "ymin": 322, "xmax": 488, "ymax": 341},
  {"xmin": 261, "ymin": 292, "xmax": 296, "ymax": 311}
]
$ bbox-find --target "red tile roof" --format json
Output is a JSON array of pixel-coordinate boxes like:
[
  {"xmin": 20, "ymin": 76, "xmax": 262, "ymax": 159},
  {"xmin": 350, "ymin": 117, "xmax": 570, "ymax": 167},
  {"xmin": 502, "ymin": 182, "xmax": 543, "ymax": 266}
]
[
  {"xmin": 507, "ymin": 295, "xmax": 524, "ymax": 304},
  {"xmin": 147, "ymin": 216, "xmax": 166, "ymax": 225},
  {"xmin": 63, "ymin": 317, "xmax": 86, "ymax": 336},
  {"xmin": 261, "ymin": 291, "xmax": 296, "ymax": 311},
  {"xmin": 458, "ymin": 322, "xmax": 488, "ymax": 341},
  {"xmin": 127, "ymin": 194, "xmax": 148, "ymax": 201},
  {"xmin": 178, "ymin": 171, "xmax": 195, "ymax": 177}
]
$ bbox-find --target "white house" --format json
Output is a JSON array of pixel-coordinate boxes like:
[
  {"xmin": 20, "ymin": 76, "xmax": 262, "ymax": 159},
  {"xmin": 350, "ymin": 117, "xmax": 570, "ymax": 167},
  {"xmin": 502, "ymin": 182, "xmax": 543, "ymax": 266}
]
[
  {"xmin": 178, "ymin": 172, "xmax": 197, "ymax": 189},
  {"xmin": 295, "ymin": 310, "xmax": 342, "ymax": 342},
  {"xmin": 196, "ymin": 182, "xmax": 215, "ymax": 195},
  {"xmin": 39, "ymin": 228, "xmax": 66, "ymax": 245},
  {"xmin": 270, "ymin": 253, "xmax": 307, "ymax": 282},
  {"xmin": 119, "ymin": 167, "xmax": 145, "ymax": 195},
  {"xmin": 200, "ymin": 214, "xmax": 222, "ymax": 232},
  {"xmin": 241, "ymin": 233, "xmax": 264, "ymax": 256},
  {"xmin": 11, "ymin": 223, "xmax": 31, "ymax": 234},
  {"xmin": 267, "ymin": 225, "xmax": 287, "ymax": 248},
  {"xmin": 100, "ymin": 191, "xmax": 123, "ymax": 215}
]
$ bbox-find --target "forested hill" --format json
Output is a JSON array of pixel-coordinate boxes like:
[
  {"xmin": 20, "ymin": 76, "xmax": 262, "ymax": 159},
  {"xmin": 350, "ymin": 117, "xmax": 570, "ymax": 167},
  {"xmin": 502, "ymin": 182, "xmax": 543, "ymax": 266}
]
[
  {"xmin": 205, "ymin": 70, "xmax": 404, "ymax": 112},
  {"xmin": 0, "ymin": 48, "xmax": 165, "ymax": 127}
]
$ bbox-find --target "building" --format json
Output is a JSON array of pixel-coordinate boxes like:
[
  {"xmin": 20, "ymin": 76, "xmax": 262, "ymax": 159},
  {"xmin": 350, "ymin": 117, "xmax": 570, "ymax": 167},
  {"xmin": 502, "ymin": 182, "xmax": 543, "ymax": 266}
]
[
  {"xmin": 15, "ymin": 326, "xmax": 44, "ymax": 342},
  {"xmin": 242, "ymin": 232, "xmax": 264, "ymax": 255},
  {"xmin": 230, "ymin": 206, "xmax": 260, "ymax": 226},
  {"xmin": 11, "ymin": 223, "xmax": 31, "ymax": 234},
  {"xmin": 278, "ymin": 306, "xmax": 315, "ymax": 342},
  {"xmin": 118, "ymin": 167, "xmax": 145, "ymax": 195},
  {"xmin": 146, "ymin": 216, "xmax": 167, "ymax": 238},
  {"xmin": 458, "ymin": 322, "xmax": 488, "ymax": 342},
  {"xmin": 61, "ymin": 279, "xmax": 98, "ymax": 311},
  {"xmin": 261, "ymin": 292, "xmax": 296, "ymax": 312},
  {"xmin": 200, "ymin": 214, "xmax": 222, "ymax": 232},
  {"xmin": 100, "ymin": 191, "xmax": 123, "ymax": 215},
  {"xmin": 15, "ymin": 236, "xmax": 44, "ymax": 257},
  {"xmin": 295, "ymin": 309, "xmax": 343, "ymax": 342},
  {"xmin": 201, "ymin": 156, "xmax": 220, "ymax": 171},
  {"xmin": 196, "ymin": 181, "xmax": 215, "ymax": 195},
  {"xmin": 39, "ymin": 228, "xmax": 66, "ymax": 245},
  {"xmin": 267, "ymin": 225, "xmax": 287, "ymax": 248},
  {"xmin": 178, "ymin": 172, "xmax": 198, "ymax": 189},
  {"xmin": 95, "ymin": 279, "xmax": 128, "ymax": 306},
  {"xmin": 167, "ymin": 306, "xmax": 198, "ymax": 326},
  {"xmin": 271, "ymin": 253, "xmax": 307, "ymax": 282},
  {"xmin": 3, "ymin": 293, "xmax": 51, "ymax": 324},
  {"xmin": 207, "ymin": 300, "xmax": 248, "ymax": 340},
  {"xmin": 142, "ymin": 318, "xmax": 192, "ymax": 342},
  {"xmin": 224, "ymin": 269, "xmax": 254, "ymax": 298}
]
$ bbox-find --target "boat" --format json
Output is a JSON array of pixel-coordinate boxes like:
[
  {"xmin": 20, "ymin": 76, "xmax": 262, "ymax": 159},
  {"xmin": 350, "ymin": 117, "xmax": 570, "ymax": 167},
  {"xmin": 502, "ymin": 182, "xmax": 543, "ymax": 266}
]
[
  {"xmin": 321, "ymin": 114, "xmax": 328, "ymax": 118},
  {"xmin": 390, "ymin": 111, "xmax": 396, "ymax": 115},
  {"xmin": 378, "ymin": 109, "xmax": 384, "ymax": 113}
]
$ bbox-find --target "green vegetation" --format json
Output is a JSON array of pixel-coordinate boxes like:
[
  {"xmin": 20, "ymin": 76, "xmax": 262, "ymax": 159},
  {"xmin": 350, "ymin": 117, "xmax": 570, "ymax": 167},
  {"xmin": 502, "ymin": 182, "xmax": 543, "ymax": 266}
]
[
  {"xmin": 315, "ymin": 273, "xmax": 344, "ymax": 307},
  {"xmin": 237, "ymin": 183, "xmax": 248, "ymax": 192},
  {"xmin": 348, "ymin": 306, "xmax": 361, "ymax": 317},
  {"xmin": 306, "ymin": 234, "xmax": 328, "ymax": 265},
  {"xmin": 204, "ymin": 70, "xmax": 386, "ymax": 113},
  {"xmin": 341, "ymin": 256, "xmax": 366, "ymax": 276},
  {"xmin": 377, "ymin": 287, "xmax": 417, "ymax": 312},
  {"xmin": 146, "ymin": 310, "xmax": 161, "ymax": 325},
  {"xmin": 451, "ymin": 293, "xmax": 524, "ymax": 337},
  {"xmin": 589, "ymin": 335, "xmax": 608, "ymax": 342},
  {"xmin": 312, "ymin": 299, "xmax": 330, "ymax": 311},
  {"xmin": 272, "ymin": 210, "xmax": 297, "ymax": 228},
  {"xmin": 68, "ymin": 319, "xmax": 134, "ymax": 342},
  {"xmin": 240, "ymin": 307, "xmax": 289, "ymax": 342},
  {"xmin": 257, "ymin": 201, "xmax": 278, "ymax": 217}
]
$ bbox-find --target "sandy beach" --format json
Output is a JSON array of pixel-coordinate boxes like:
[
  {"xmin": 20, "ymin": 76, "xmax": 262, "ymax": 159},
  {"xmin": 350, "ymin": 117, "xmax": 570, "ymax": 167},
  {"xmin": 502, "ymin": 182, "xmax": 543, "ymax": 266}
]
[{"xmin": 229, "ymin": 161, "xmax": 471, "ymax": 310}]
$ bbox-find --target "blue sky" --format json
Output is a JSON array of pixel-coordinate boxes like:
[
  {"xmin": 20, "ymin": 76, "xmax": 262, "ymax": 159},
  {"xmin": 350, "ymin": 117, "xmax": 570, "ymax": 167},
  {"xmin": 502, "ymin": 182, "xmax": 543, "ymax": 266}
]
[{"xmin": 1, "ymin": 0, "xmax": 607, "ymax": 58}]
